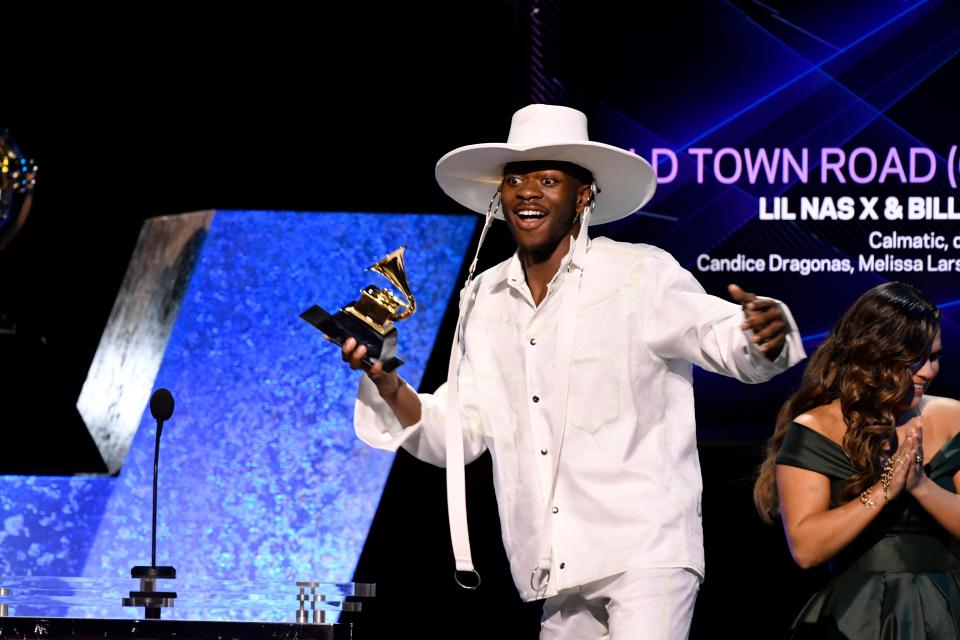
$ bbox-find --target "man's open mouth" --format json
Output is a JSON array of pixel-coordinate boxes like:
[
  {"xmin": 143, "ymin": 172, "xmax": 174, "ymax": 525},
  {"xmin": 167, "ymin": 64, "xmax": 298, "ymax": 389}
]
[{"xmin": 515, "ymin": 208, "xmax": 547, "ymax": 220}]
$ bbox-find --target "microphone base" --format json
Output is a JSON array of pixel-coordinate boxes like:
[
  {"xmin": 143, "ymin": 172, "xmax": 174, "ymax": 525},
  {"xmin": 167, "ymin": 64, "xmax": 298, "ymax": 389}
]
[
  {"xmin": 132, "ymin": 565, "xmax": 176, "ymax": 580},
  {"xmin": 126, "ymin": 566, "xmax": 177, "ymax": 619}
]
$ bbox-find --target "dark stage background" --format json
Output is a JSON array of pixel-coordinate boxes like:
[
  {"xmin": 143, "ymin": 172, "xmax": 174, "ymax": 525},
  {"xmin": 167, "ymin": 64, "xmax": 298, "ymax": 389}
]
[{"xmin": 3, "ymin": 2, "xmax": 959, "ymax": 638}]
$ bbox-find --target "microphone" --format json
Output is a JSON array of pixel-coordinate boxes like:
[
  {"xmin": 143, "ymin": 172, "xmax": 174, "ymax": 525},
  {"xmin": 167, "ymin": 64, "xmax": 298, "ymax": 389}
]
[
  {"xmin": 148, "ymin": 388, "xmax": 174, "ymax": 567},
  {"xmin": 150, "ymin": 388, "xmax": 174, "ymax": 423},
  {"xmin": 124, "ymin": 388, "xmax": 178, "ymax": 619}
]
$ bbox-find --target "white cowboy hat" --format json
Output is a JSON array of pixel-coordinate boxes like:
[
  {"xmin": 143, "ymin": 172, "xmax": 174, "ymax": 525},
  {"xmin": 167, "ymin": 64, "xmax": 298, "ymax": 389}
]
[{"xmin": 435, "ymin": 104, "xmax": 656, "ymax": 225}]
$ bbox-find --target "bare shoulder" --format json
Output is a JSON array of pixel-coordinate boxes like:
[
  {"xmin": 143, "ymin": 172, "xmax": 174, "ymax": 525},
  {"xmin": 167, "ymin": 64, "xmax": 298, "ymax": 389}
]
[
  {"xmin": 921, "ymin": 395, "xmax": 960, "ymax": 438},
  {"xmin": 793, "ymin": 402, "xmax": 846, "ymax": 445}
]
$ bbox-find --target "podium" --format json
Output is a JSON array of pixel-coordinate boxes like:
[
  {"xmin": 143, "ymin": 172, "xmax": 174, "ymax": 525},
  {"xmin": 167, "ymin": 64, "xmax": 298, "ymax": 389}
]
[
  {"xmin": 0, "ymin": 617, "xmax": 353, "ymax": 640},
  {"xmin": 0, "ymin": 576, "xmax": 374, "ymax": 639}
]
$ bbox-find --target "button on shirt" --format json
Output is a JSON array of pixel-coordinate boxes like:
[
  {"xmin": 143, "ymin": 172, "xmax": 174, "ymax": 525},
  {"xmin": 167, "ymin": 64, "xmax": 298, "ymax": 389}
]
[{"xmin": 355, "ymin": 236, "xmax": 805, "ymax": 601}]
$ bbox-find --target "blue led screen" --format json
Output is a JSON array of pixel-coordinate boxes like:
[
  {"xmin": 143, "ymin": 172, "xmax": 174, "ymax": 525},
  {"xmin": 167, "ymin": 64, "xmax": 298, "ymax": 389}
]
[
  {"xmin": 557, "ymin": 1, "xmax": 960, "ymax": 437},
  {"xmin": 0, "ymin": 210, "xmax": 476, "ymax": 618}
]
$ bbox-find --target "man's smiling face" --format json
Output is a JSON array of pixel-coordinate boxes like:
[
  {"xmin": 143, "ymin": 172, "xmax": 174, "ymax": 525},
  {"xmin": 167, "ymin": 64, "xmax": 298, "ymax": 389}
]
[{"xmin": 500, "ymin": 161, "xmax": 592, "ymax": 261}]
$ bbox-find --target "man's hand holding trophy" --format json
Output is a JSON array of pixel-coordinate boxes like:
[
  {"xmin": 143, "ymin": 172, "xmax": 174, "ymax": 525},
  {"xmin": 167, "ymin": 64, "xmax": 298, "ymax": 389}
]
[{"xmin": 300, "ymin": 247, "xmax": 416, "ymax": 373}]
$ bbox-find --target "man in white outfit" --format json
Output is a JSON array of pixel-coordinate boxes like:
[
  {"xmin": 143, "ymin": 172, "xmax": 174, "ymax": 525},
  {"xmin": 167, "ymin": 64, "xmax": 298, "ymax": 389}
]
[{"xmin": 339, "ymin": 104, "xmax": 806, "ymax": 639}]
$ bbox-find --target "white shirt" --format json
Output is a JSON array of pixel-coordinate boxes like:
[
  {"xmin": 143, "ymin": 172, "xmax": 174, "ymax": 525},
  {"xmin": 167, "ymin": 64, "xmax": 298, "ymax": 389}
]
[{"xmin": 355, "ymin": 236, "xmax": 805, "ymax": 601}]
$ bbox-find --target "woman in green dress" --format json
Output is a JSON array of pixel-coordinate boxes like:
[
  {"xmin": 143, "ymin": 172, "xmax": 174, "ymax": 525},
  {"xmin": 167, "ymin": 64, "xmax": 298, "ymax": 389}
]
[{"xmin": 754, "ymin": 282, "xmax": 960, "ymax": 638}]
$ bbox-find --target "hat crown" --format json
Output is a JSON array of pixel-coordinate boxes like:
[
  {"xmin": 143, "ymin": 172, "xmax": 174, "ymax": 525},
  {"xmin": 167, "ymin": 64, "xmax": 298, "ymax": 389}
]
[{"xmin": 506, "ymin": 104, "xmax": 589, "ymax": 146}]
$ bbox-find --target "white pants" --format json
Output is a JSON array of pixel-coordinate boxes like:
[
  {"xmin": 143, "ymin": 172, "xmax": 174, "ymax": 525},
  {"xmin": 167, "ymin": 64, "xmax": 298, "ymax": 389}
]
[{"xmin": 539, "ymin": 568, "xmax": 700, "ymax": 640}]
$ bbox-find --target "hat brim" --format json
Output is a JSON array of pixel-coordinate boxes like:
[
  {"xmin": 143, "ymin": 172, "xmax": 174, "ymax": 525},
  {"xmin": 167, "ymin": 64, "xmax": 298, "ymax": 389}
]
[{"xmin": 435, "ymin": 141, "xmax": 656, "ymax": 225}]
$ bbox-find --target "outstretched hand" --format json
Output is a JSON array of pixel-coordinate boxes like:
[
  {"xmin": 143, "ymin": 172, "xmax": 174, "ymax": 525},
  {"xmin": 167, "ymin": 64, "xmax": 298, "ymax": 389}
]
[{"xmin": 728, "ymin": 284, "xmax": 788, "ymax": 360}]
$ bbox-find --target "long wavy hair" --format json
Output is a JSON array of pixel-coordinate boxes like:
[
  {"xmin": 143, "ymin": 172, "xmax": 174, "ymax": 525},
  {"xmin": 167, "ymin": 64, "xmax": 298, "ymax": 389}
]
[{"xmin": 754, "ymin": 282, "xmax": 940, "ymax": 523}]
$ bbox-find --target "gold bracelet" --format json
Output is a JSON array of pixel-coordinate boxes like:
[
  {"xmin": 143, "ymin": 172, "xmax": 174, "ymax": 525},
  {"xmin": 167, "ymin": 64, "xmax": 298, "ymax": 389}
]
[
  {"xmin": 879, "ymin": 457, "xmax": 897, "ymax": 504},
  {"xmin": 860, "ymin": 456, "xmax": 898, "ymax": 510}
]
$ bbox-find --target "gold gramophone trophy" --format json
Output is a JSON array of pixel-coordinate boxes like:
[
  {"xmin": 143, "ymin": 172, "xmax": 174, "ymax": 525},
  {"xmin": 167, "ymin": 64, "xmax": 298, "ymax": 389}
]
[{"xmin": 300, "ymin": 247, "xmax": 416, "ymax": 373}]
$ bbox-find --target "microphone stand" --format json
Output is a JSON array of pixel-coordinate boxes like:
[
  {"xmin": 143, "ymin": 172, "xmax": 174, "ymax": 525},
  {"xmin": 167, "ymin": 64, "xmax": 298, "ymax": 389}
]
[
  {"xmin": 123, "ymin": 389, "xmax": 178, "ymax": 620},
  {"xmin": 151, "ymin": 417, "xmax": 163, "ymax": 568}
]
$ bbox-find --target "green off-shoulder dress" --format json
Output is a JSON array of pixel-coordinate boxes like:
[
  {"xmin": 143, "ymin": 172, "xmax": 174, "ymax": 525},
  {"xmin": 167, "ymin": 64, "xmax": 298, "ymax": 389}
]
[{"xmin": 777, "ymin": 422, "xmax": 960, "ymax": 639}]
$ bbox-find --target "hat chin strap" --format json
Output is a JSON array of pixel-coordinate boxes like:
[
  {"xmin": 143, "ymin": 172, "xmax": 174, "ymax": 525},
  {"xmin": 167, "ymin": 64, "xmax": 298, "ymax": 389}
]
[
  {"xmin": 573, "ymin": 183, "xmax": 597, "ymax": 244},
  {"xmin": 445, "ymin": 184, "xmax": 595, "ymax": 593},
  {"xmin": 444, "ymin": 190, "xmax": 499, "ymax": 590},
  {"xmin": 466, "ymin": 191, "xmax": 499, "ymax": 283}
]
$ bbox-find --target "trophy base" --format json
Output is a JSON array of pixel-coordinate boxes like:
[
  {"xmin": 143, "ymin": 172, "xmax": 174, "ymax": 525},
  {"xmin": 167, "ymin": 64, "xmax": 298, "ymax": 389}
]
[{"xmin": 300, "ymin": 305, "xmax": 404, "ymax": 373}]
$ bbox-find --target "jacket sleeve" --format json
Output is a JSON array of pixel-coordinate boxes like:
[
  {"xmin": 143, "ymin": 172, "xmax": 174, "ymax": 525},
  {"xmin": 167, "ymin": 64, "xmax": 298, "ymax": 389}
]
[
  {"xmin": 353, "ymin": 355, "xmax": 488, "ymax": 467},
  {"xmin": 641, "ymin": 254, "xmax": 806, "ymax": 383}
]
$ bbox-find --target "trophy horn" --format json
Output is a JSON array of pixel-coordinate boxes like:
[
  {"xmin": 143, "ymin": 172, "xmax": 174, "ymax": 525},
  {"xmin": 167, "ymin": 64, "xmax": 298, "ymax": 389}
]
[{"xmin": 368, "ymin": 246, "xmax": 416, "ymax": 320}]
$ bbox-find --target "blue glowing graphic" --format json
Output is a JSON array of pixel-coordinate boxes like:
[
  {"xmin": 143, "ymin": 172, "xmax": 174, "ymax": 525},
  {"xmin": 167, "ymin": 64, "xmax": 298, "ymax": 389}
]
[
  {"xmin": 576, "ymin": 1, "xmax": 960, "ymax": 436},
  {"xmin": 0, "ymin": 210, "xmax": 476, "ymax": 618}
]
